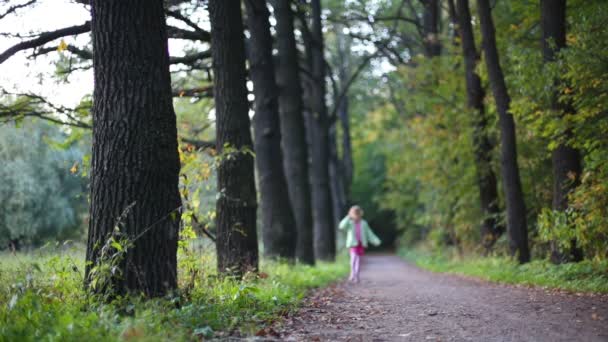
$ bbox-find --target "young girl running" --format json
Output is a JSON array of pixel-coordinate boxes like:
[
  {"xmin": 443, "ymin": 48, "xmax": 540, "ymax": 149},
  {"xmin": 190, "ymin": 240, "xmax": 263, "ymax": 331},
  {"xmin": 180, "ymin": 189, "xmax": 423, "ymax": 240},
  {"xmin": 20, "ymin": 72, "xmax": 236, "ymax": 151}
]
[{"xmin": 339, "ymin": 205, "xmax": 381, "ymax": 283}]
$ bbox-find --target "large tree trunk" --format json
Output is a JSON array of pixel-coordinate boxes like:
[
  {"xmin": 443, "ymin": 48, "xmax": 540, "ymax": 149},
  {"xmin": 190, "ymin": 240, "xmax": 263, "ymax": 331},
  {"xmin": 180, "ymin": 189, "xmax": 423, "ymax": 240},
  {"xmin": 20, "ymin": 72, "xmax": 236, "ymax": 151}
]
[
  {"xmin": 86, "ymin": 0, "xmax": 181, "ymax": 297},
  {"xmin": 272, "ymin": 0, "xmax": 315, "ymax": 265},
  {"xmin": 477, "ymin": 0, "xmax": 530, "ymax": 263},
  {"xmin": 310, "ymin": 0, "xmax": 335, "ymax": 261},
  {"xmin": 244, "ymin": 0, "xmax": 297, "ymax": 261},
  {"xmin": 456, "ymin": 0, "xmax": 503, "ymax": 251},
  {"xmin": 209, "ymin": 0, "xmax": 259, "ymax": 275},
  {"xmin": 541, "ymin": 0, "xmax": 583, "ymax": 263},
  {"xmin": 421, "ymin": 0, "xmax": 441, "ymax": 57}
]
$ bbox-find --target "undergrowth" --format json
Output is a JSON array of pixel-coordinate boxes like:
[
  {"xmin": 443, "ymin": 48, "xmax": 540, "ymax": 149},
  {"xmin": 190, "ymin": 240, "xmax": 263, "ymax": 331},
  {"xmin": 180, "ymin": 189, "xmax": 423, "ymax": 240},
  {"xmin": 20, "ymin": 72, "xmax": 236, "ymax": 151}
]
[
  {"xmin": 400, "ymin": 247, "xmax": 608, "ymax": 294},
  {"xmin": 0, "ymin": 243, "xmax": 348, "ymax": 341}
]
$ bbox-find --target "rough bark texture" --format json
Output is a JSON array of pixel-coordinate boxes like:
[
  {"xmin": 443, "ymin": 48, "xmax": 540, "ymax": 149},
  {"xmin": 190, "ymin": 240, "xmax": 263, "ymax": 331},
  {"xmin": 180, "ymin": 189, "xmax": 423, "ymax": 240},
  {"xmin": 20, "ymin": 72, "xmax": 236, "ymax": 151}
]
[
  {"xmin": 456, "ymin": 0, "xmax": 503, "ymax": 251},
  {"xmin": 310, "ymin": 0, "xmax": 336, "ymax": 261},
  {"xmin": 421, "ymin": 0, "xmax": 441, "ymax": 57},
  {"xmin": 477, "ymin": 0, "xmax": 530, "ymax": 263},
  {"xmin": 244, "ymin": 0, "xmax": 297, "ymax": 260},
  {"xmin": 541, "ymin": 0, "xmax": 583, "ymax": 263},
  {"xmin": 272, "ymin": 0, "xmax": 315, "ymax": 265},
  {"xmin": 86, "ymin": 0, "xmax": 181, "ymax": 297},
  {"xmin": 209, "ymin": 0, "xmax": 259, "ymax": 275}
]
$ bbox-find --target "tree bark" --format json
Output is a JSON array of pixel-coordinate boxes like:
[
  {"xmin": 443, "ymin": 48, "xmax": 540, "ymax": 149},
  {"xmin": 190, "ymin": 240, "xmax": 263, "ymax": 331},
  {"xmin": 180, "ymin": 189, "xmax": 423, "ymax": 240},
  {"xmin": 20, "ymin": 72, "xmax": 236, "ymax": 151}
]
[
  {"xmin": 209, "ymin": 0, "xmax": 259, "ymax": 275},
  {"xmin": 336, "ymin": 37, "xmax": 354, "ymax": 197},
  {"xmin": 477, "ymin": 0, "xmax": 530, "ymax": 263},
  {"xmin": 86, "ymin": 0, "xmax": 181, "ymax": 297},
  {"xmin": 421, "ymin": 0, "xmax": 441, "ymax": 57},
  {"xmin": 329, "ymin": 122, "xmax": 347, "ymax": 227},
  {"xmin": 272, "ymin": 0, "xmax": 315, "ymax": 265},
  {"xmin": 541, "ymin": 0, "xmax": 583, "ymax": 263},
  {"xmin": 456, "ymin": 0, "xmax": 503, "ymax": 251},
  {"xmin": 244, "ymin": 0, "xmax": 297, "ymax": 260},
  {"xmin": 310, "ymin": 0, "xmax": 336, "ymax": 261}
]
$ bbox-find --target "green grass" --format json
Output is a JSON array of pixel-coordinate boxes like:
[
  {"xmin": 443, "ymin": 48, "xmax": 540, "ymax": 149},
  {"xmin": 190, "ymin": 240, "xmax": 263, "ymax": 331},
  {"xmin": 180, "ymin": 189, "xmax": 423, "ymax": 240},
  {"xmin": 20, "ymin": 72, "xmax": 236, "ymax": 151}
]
[
  {"xmin": 0, "ymin": 244, "xmax": 349, "ymax": 341},
  {"xmin": 400, "ymin": 248, "xmax": 608, "ymax": 294}
]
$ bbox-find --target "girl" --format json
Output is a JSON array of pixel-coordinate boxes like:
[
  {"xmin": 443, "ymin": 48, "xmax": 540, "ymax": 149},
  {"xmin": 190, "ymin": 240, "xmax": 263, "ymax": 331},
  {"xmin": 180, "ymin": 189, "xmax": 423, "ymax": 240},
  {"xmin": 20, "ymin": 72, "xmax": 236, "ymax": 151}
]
[{"xmin": 339, "ymin": 205, "xmax": 381, "ymax": 283}]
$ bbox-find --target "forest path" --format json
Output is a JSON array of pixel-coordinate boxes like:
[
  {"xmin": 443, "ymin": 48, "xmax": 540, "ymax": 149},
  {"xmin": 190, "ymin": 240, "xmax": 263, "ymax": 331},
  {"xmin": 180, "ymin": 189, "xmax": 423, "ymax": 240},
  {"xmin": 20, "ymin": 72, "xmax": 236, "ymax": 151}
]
[{"xmin": 271, "ymin": 254, "xmax": 608, "ymax": 341}]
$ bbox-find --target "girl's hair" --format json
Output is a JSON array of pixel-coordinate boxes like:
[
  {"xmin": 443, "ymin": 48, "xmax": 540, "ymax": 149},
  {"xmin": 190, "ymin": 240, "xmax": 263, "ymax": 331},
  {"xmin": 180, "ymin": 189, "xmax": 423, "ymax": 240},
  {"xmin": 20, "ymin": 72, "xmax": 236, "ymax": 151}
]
[{"xmin": 350, "ymin": 205, "xmax": 364, "ymax": 216}]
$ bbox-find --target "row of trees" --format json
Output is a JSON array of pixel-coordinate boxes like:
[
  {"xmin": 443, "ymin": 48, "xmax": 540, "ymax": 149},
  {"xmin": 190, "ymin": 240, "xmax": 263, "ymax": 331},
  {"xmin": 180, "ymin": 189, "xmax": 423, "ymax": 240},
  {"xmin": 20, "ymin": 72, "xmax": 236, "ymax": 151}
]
[
  {"xmin": 0, "ymin": 0, "xmax": 356, "ymax": 296},
  {"xmin": 349, "ymin": 0, "xmax": 606, "ymax": 262}
]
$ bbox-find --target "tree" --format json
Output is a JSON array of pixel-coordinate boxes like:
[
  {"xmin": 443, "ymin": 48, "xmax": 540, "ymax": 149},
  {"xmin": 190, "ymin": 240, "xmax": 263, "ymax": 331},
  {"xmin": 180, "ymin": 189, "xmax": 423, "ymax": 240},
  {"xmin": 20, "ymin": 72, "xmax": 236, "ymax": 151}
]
[
  {"xmin": 329, "ymin": 121, "xmax": 348, "ymax": 227},
  {"xmin": 337, "ymin": 45, "xmax": 354, "ymax": 199},
  {"xmin": 540, "ymin": 0, "xmax": 583, "ymax": 263},
  {"xmin": 0, "ymin": 120, "xmax": 86, "ymax": 250},
  {"xmin": 244, "ymin": 0, "xmax": 297, "ymax": 260},
  {"xmin": 309, "ymin": 0, "xmax": 336, "ymax": 261},
  {"xmin": 272, "ymin": 0, "xmax": 315, "ymax": 264},
  {"xmin": 477, "ymin": 0, "xmax": 530, "ymax": 263},
  {"xmin": 85, "ymin": 0, "xmax": 182, "ymax": 296},
  {"xmin": 421, "ymin": 0, "xmax": 441, "ymax": 57},
  {"xmin": 209, "ymin": 0, "xmax": 259, "ymax": 275},
  {"xmin": 456, "ymin": 0, "xmax": 502, "ymax": 250}
]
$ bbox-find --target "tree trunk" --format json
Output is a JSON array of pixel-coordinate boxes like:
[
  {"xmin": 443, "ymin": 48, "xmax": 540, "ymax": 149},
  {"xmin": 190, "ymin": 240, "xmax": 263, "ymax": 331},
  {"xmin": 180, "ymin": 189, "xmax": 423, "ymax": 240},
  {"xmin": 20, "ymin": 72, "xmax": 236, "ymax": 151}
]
[
  {"xmin": 86, "ymin": 0, "xmax": 181, "ymax": 297},
  {"xmin": 336, "ymin": 39, "xmax": 354, "ymax": 196},
  {"xmin": 541, "ymin": 0, "xmax": 583, "ymax": 263},
  {"xmin": 456, "ymin": 0, "xmax": 503, "ymax": 251},
  {"xmin": 310, "ymin": 0, "xmax": 335, "ymax": 261},
  {"xmin": 209, "ymin": 0, "xmax": 259, "ymax": 275},
  {"xmin": 329, "ymin": 122, "xmax": 347, "ymax": 227},
  {"xmin": 477, "ymin": 0, "xmax": 530, "ymax": 263},
  {"xmin": 244, "ymin": 0, "xmax": 297, "ymax": 261},
  {"xmin": 272, "ymin": 0, "xmax": 315, "ymax": 265},
  {"xmin": 421, "ymin": 0, "xmax": 441, "ymax": 57}
]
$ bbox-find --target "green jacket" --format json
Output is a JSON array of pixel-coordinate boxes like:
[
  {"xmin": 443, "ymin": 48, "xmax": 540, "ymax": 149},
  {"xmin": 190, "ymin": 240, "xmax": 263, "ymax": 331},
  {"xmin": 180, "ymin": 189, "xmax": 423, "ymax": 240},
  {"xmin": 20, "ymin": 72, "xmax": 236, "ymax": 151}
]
[{"xmin": 339, "ymin": 216, "xmax": 381, "ymax": 248}]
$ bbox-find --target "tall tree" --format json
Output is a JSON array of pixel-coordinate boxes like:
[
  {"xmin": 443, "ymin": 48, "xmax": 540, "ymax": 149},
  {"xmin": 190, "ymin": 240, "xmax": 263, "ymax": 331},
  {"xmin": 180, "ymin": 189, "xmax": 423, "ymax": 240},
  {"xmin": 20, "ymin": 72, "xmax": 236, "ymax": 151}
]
[
  {"xmin": 477, "ymin": 0, "xmax": 530, "ymax": 263},
  {"xmin": 336, "ymin": 32, "xmax": 354, "ymax": 204},
  {"xmin": 209, "ymin": 0, "xmax": 259, "ymax": 275},
  {"xmin": 421, "ymin": 0, "xmax": 441, "ymax": 57},
  {"xmin": 456, "ymin": 0, "xmax": 502, "ymax": 250},
  {"xmin": 310, "ymin": 0, "xmax": 336, "ymax": 261},
  {"xmin": 541, "ymin": 0, "xmax": 583, "ymax": 263},
  {"xmin": 271, "ymin": 0, "xmax": 315, "ymax": 264},
  {"xmin": 329, "ymin": 122, "xmax": 347, "ymax": 227},
  {"xmin": 85, "ymin": 0, "xmax": 181, "ymax": 297},
  {"xmin": 244, "ymin": 0, "xmax": 297, "ymax": 260}
]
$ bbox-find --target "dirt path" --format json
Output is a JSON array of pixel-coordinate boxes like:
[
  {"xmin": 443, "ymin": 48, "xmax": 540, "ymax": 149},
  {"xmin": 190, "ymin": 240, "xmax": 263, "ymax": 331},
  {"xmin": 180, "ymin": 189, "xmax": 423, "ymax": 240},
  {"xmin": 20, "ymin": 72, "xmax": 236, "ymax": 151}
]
[{"xmin": 272, "ymin": 254, "xmax": 608, "ymax": 341}]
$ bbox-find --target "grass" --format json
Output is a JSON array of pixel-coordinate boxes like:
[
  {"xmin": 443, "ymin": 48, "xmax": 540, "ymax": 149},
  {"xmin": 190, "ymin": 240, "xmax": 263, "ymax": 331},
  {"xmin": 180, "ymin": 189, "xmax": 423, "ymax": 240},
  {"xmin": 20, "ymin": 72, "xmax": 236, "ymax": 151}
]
[
  {"xmin": 400, "ymin": 247, "xmax": 608, "ymax": 294},
  {"xmin": 0, "ymin": 242, "xmax": 349, "ymax": 341}
]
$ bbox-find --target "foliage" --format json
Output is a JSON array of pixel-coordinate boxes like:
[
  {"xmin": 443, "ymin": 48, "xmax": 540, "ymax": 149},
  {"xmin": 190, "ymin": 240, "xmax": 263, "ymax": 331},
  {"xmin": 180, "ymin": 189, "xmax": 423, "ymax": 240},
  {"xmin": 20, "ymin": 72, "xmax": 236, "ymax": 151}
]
[
  {"xmin": 0, "ymin": 245, "xmax": 349, "ymax": 341},
  {"xmin": 346, "ymin": 0, "xmax": 608, "ymax": 261},
  {"xmin": 0, "ymin": 120, "xmax": 87, "ymax": 249},
  {"xmin": 374, "ymin": 52, "xmax": 486, "ymax": 252},
  {"xmin": 400, "ymin": 247, "xmax": 608, "ymax": 294}
]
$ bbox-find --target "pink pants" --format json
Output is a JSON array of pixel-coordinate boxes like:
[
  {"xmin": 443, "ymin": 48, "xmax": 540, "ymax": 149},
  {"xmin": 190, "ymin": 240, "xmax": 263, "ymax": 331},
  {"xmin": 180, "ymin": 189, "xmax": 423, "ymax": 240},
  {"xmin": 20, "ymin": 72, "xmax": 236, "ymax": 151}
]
[{"xmin": 349, "ymin": 244, "xmax": 364, "ymax": 281}]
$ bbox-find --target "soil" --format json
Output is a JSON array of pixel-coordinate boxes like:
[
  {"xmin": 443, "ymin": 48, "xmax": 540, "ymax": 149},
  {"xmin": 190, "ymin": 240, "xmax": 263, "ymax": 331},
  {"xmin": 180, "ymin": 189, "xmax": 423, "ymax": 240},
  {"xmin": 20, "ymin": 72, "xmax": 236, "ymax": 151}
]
[{"xmin": 270, "ymin": 254, "xmax": 608, "ymax": 341}]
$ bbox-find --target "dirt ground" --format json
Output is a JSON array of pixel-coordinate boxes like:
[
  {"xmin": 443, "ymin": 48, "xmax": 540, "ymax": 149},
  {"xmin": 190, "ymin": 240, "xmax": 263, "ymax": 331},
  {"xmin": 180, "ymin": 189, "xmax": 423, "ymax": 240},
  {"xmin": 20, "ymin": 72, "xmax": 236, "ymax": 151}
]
[{"xmin": 269, "ymin": 254, "xmax": 608, "ymax": 341}]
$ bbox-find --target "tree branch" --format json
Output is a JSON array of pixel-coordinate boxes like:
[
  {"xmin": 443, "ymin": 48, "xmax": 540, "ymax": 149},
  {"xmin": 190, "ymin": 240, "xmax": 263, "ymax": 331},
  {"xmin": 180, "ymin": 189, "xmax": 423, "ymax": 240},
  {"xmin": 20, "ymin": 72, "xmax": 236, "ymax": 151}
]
[
  {"xmin": 31, "ymin": 44, "xmax": 93, "ymax": 60},
  {"xmin": 0, "ymin": 0, "xmax": 37, "ymax": 20},
  {"xmin": 172, "ymin": 86, "xmax": 213, "ymax": 98},
  {"xmin": 167, "ymin": 25, "xmax": 210, "ymax": 42},
  {"xmin": 165, "ymin": 9, "xmax": 210, "ymax": 39},
  {"xmin": 170, "ymin": 50, "xmax": 211, "ymax": 65},
  {"xmin": 0, "ymin": 21, "xmax": 90, "ymax": 64},
  {"xmin": 0, "ymin": 21, "xmax": 210, "ymax": 65}
]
